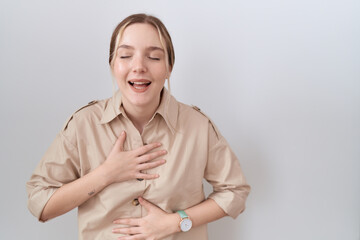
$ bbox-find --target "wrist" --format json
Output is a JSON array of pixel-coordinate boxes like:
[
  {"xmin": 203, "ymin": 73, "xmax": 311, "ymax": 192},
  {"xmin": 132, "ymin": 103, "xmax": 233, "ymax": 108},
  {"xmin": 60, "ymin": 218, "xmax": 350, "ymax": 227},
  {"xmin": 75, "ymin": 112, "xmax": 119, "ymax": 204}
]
[
  {"xmin": 168, "ymin": 213, "xmax": 182, "ymax": 234},
  {"xmin": 176, "ymin": 210, "xmax": 193, "ymax": 232},
  {"xmin": 95, "ymin": 163, "xmax": 113, "ymax": 186}
]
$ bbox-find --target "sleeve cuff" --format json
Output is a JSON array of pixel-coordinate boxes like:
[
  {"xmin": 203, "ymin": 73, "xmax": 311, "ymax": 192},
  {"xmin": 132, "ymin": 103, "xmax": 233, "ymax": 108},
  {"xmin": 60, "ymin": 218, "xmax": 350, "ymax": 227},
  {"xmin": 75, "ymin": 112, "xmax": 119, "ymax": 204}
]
[
  {"xmin": 207, "ymin": 185, "xmax": 250, "ymax": 219},
  {"xmin": 27, "ymin": 186, "xmax": 57, "ymax": 222}
]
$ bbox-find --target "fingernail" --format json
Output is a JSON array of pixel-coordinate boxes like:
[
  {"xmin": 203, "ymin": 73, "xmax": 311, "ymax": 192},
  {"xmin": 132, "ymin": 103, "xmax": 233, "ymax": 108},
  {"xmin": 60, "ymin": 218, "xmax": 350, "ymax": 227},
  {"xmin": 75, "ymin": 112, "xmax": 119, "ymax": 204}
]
[{"xmin": 121, "ymin": 130, "xmax": 125, "ymax": 135}]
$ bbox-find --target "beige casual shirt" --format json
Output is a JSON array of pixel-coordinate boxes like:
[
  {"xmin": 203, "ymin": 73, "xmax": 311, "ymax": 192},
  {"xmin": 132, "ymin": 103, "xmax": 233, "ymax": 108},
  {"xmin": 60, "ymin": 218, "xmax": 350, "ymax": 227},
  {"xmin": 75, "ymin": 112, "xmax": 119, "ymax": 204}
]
[{"xmin": 27, "ymin": 88, "xmax": 250, "ymax": 240}]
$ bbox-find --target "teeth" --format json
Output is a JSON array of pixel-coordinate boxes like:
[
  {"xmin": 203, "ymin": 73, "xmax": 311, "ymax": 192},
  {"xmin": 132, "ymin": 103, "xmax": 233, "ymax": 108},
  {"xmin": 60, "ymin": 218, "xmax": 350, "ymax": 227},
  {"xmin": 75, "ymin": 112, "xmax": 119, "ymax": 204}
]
[
  {"xmin": 132, "ymin": 82, "xmax": 147, "ymax": 84},
  {"xmin": 129, "ymin": 81, "xmax": 150, "ymax": 84},
  {"xmin": 134, "ymin": 85, "xmax": 146, "ymax": 89},
  {"xmin": 129, "ymin": 81, "xmax": 150, "ymax": 90}
]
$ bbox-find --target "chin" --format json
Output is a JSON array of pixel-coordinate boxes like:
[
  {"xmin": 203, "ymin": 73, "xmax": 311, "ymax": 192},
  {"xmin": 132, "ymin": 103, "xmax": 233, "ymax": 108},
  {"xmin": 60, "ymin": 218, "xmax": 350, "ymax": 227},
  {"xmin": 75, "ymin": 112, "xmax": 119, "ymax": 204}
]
[{"xmin": 129, "ymin": 96, "xmax": 153, "ymax": 107}]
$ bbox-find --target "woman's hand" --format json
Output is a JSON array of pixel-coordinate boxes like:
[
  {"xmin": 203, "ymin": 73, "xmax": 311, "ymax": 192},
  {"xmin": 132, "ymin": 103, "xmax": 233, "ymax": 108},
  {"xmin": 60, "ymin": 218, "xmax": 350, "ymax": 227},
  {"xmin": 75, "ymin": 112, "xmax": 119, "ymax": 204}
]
[
  {"xmin": 100, "ymin": 131, "xmax": 167, "ymax": 185},
  {"xmin": 112, "ymin": 197, "xmax": 180, "ymax": 240}
]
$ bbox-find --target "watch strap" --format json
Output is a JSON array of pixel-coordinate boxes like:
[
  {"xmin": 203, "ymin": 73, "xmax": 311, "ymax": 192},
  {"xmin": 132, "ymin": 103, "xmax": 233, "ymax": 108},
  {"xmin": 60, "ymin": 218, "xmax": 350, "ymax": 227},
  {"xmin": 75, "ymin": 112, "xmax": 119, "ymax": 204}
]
[{"xmin": 177, "ymin": 210, "xmax": 188, "ymax": 219}]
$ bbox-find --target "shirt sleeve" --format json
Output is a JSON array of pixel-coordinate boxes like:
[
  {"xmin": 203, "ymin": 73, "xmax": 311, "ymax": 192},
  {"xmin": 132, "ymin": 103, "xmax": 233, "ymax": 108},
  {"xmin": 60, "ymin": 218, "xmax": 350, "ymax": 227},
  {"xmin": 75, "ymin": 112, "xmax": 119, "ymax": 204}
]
[
  {"xmin": 204, "ymin": 122, "xmax": 250, "ymax": 219},
  {"xmin": 26, "ymin": 119, "xmax": 80, "ymax": 221}
]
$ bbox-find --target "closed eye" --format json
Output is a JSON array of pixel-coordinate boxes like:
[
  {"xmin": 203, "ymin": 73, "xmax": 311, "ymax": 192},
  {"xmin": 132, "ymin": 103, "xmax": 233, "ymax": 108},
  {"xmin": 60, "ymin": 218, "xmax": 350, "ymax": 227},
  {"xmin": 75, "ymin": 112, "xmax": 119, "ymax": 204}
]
[
  {"xmin": 148, "ymin": 57, "xmax": 160, "ymax": 60},
  {"xmin": 120, "ymin": 56, "xmax": 131, "ymax": 59}
]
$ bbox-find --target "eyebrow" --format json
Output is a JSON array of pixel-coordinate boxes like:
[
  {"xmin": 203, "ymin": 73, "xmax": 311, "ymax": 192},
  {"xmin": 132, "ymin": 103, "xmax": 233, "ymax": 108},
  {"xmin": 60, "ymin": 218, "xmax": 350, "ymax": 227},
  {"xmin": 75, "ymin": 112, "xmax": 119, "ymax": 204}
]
[
  {"xmin": 148, "ymin": 46, "xmax": 164, "ymax": 52},
  {"xmin": 118, "ymin": 44, "xmax": 164, "ymax": 52}
]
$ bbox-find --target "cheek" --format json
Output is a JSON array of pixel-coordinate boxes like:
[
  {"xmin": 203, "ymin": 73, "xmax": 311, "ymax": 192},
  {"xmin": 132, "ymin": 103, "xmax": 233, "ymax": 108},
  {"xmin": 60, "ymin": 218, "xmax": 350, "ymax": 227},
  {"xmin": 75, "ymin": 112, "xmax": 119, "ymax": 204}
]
[
  {"xmin": 154, "ymin": 65, "xmax": 169, "ymax": 79},
  {"xmin": 113, "ymin": 63, "xmax": 127, "ymax": 80},
  {"xmin": 112, "ymin": 69, "xmax": 127, "ymax": 91}
]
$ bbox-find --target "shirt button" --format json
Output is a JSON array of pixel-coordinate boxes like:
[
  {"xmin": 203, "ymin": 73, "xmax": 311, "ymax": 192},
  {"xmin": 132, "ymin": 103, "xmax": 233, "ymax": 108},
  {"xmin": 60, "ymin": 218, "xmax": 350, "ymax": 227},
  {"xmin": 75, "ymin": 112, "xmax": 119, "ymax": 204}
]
[{"xmin": 132, "ymin": 198, "xmax": 140, "ymax": 206}]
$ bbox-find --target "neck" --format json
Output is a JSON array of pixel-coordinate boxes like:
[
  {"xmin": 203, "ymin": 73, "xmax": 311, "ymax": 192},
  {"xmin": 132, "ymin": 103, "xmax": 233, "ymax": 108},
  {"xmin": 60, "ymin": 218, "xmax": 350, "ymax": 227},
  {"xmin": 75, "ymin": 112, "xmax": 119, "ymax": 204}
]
[{"xmin": 122, "ymin": 96, "xmax": 161, "ymax": 134}]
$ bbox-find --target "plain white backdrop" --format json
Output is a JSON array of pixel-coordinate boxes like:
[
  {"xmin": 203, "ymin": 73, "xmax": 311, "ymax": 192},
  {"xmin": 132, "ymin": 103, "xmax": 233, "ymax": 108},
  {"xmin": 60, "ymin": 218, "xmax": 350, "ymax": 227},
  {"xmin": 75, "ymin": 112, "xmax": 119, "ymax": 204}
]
[{"xmin": 0, "ymin": 0, "xmax": 359, "ymax": 239}]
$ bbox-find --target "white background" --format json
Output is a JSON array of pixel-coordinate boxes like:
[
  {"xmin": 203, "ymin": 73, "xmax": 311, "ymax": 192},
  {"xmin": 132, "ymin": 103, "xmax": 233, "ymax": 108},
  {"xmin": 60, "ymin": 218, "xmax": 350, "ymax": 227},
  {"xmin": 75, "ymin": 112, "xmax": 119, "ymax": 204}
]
[{"xmin": 0, "ymin": 0, "xmax": 359, "ymax": 239}]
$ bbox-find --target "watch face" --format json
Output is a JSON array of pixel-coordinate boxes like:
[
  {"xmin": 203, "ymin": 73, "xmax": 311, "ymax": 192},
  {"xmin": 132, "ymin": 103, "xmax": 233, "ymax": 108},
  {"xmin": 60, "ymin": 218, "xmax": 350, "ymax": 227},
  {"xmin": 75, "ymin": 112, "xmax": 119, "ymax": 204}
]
[{"xmin": 180, "ymin": 218, "xmax": 192, "ymax": 232}]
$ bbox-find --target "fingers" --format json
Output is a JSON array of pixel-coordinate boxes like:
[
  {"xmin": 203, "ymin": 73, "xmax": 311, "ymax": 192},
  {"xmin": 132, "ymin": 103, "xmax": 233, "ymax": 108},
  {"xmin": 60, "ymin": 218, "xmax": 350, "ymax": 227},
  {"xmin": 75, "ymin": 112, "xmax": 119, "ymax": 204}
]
[
  {"xmin": 112, "ymin": 218, "xmax": 142, "ymax": 238},
  {"xmin": 112, "ymin": 226, "xmax": 142, "ymax": 235},
  {"xmin": 134, "ymin": 158, "xmax": 166, "ymax": 180},
  {"xmin": 113, "ymin": 218, "xmax": 140, "ymax": 226},
  {"xmin": 114, "ymin": 131, "xmax": 127, "ymax": 151},
  {"xmin": 137, "ymin": 159, "xmax": 166, "ymax": 172},
  {"xmin": 133, "ymin": 142, "xmax": 162, "ymax": 156},
  {"xmin": 112, "ymin": 198, "xmax": 157, "ymax": 233},
  {"xmin": 138, "ymin": 197, "xmax": 155, "ymax": 211},
  {"xmin": 116, "ymin": 234, "xmax": 146, "ymax": 240},
  {"xmin": 136, "ymin": 150, "xmax": 167, "ymax": 164},
  {"xmin": 135, "ymin": 173, "xmax": 160, "ymax": 180}
]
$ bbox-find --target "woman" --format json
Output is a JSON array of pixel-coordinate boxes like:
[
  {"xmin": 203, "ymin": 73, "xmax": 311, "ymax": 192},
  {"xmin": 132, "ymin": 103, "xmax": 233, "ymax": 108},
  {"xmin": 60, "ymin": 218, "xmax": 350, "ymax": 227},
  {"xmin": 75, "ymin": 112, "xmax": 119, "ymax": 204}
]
[{"xmin": 27, "ymin": 13, "xmax": 250, "ymax": 240}]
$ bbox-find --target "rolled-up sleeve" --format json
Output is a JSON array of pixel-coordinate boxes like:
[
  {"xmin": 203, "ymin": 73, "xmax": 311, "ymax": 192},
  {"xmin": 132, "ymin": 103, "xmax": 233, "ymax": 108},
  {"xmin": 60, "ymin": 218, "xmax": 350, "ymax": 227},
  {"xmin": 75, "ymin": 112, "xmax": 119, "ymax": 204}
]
[
  {"xmin": 205, "ymin": 123, "xmax": 250, "ymax": 219},
  {"xmin": 26, "ymin": 121, "xmax": 80, "ymax": 221}
]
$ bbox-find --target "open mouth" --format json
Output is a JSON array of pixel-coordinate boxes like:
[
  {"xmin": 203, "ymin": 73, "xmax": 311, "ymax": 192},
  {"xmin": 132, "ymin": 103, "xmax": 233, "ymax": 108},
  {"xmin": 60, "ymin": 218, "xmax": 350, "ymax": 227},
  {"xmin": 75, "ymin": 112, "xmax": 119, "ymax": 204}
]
[{"xmin": 128, "ymin": 81, "xmax": 151, "ymax": 90}]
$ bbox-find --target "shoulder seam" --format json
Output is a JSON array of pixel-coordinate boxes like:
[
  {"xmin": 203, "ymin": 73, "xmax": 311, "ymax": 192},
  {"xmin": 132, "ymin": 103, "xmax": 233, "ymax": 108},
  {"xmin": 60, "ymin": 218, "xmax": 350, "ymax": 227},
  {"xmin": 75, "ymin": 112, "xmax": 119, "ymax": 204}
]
[
  {"xmin": 191, "ymin": 105, "xmax": 220, "ymax": 140},
  {"xmin": 62, "ymin": 100, "xmax": 98, "ymax": 131}
]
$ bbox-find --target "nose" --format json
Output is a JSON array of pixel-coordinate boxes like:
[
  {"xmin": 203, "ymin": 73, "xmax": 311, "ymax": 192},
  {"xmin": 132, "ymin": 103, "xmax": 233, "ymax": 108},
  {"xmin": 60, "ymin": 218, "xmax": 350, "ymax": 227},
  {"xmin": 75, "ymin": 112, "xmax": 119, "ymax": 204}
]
[{"xmin": 132, "ymin": 55, "xmax": 147, "ymax": 73}]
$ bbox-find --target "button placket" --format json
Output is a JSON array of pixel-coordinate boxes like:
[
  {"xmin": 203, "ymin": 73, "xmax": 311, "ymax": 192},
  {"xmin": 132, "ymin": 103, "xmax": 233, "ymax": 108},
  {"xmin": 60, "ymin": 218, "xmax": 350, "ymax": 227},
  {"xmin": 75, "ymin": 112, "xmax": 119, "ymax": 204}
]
[{"xmin": 137, "ymin": 142, "xmax": 148, "ymax": 181}]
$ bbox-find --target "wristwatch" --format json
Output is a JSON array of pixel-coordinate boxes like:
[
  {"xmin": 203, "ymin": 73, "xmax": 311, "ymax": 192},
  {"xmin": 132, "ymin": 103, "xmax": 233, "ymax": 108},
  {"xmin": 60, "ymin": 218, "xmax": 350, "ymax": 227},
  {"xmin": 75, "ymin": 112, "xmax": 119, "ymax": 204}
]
[{"xmin": 177, "ymin": 210, "xmax": 192, "ymax": 232}]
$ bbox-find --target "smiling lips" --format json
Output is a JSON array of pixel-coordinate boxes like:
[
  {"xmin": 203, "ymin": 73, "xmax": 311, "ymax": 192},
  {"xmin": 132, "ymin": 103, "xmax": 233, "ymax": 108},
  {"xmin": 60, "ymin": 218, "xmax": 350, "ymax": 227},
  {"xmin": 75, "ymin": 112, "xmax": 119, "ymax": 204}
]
[{"xmin": 128, "ymin": 80, "xmax": 151, "ymax": 93}]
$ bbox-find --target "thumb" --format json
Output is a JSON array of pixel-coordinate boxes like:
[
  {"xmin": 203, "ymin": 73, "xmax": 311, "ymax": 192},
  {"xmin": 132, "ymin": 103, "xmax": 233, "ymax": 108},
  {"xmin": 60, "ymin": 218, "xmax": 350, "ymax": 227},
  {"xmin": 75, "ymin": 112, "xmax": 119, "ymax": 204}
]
[
  {"xmin": 114, "ymin": 130, "xmax": 126, "ymax": 151},
  {"xmin": 138, "ymin": 197, "xmax": 156, "ymax": 212}
]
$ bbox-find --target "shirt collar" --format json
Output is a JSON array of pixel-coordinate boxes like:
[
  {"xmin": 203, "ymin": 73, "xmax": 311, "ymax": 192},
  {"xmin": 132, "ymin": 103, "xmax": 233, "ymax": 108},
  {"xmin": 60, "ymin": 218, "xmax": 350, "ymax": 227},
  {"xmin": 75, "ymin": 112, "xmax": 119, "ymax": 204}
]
[
  {"xmin": 99, "ymin": 89, "xmax": 123, "ymax": 124},
  {"xmin": 155, "ymin": 88, "xmax": 178, "ymax": 134},
  {"xmin": 99, "ymin": 88, "xmax": 178, "ymax": 134}
]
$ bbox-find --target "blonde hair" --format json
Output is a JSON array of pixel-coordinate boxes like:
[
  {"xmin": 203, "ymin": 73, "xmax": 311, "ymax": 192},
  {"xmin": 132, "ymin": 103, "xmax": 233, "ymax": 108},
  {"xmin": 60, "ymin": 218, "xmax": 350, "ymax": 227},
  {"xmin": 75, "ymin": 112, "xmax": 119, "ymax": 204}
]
[{"xmin": 109, "ymin": 13, "xmax": 175, "ymax": 91}]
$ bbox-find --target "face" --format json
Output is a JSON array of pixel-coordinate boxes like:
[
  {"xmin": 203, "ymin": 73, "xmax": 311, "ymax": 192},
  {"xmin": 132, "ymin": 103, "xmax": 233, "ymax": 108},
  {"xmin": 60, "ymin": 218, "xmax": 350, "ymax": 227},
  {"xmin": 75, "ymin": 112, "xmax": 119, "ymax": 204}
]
[{"xmin": 112, "ymin": 23, "xmax": 169, "ymax": 110}]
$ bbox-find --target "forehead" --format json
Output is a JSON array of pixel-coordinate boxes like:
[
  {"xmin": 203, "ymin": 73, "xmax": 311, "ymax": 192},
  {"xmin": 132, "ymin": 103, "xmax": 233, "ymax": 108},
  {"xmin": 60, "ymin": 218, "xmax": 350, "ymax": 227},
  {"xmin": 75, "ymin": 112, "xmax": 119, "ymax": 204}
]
[{"xmin": 119, "ymin": 23, "xmax": 162, "ymax": 48}]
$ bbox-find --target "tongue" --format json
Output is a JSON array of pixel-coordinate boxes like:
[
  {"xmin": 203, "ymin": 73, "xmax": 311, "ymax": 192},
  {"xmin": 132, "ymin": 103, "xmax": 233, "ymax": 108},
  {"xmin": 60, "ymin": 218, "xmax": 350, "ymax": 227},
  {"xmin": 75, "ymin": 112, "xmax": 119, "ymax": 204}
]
[{"xmin": 133, "ymin": 83, "xmax": 149, "ymax": 89}]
